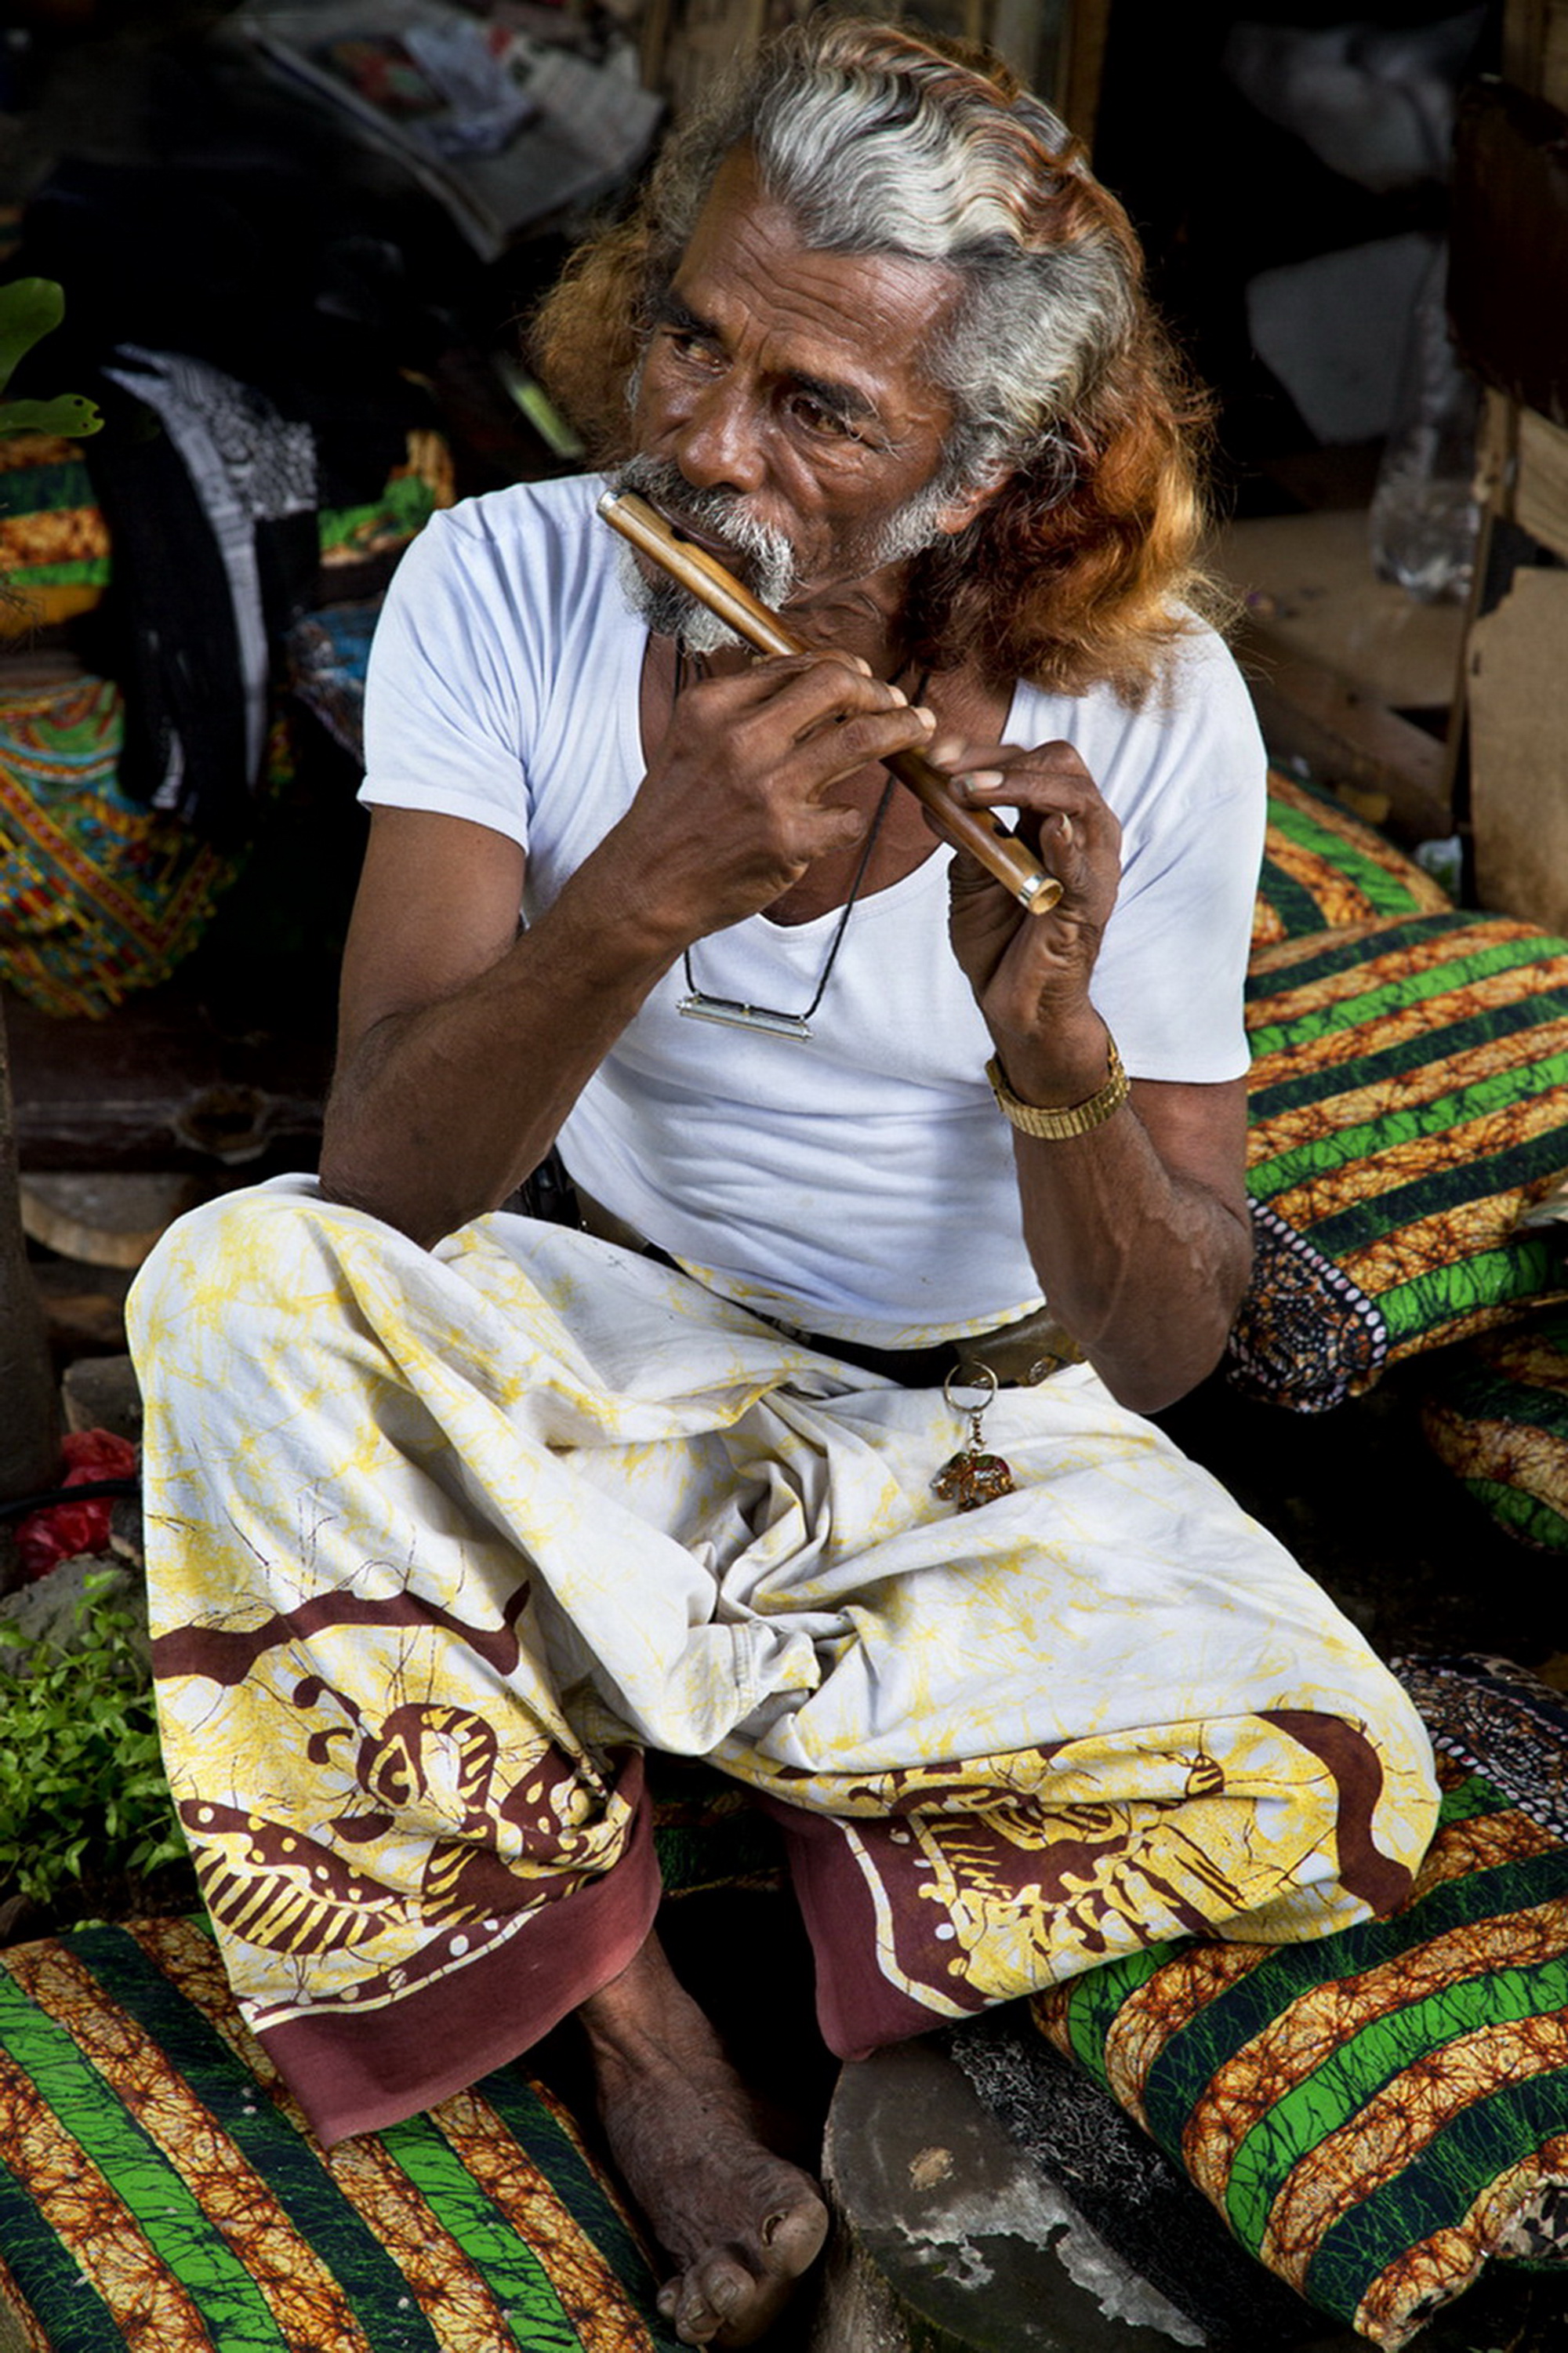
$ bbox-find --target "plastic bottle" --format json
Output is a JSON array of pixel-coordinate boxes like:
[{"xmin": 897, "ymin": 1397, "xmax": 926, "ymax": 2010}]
[{"xmin": 1369, "ymin": 238, "xmax": 1481, "ymax": 603}]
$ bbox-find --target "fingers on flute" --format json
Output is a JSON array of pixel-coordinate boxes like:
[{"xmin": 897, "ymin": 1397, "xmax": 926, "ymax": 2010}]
[
  {"xmin": 751, "ymin": 648, "xmax": 886, "ymax": 692},
  {"xmin": 957, "ymin": 748, "xmax": 1116, "ymax": 855},
  {"xmin": 746, "ymin": 652, "xmax": 926, "ymax": 726},
  {"xmin": 802, "ymin": 703, "xmax": 935, "ymax": 783}
]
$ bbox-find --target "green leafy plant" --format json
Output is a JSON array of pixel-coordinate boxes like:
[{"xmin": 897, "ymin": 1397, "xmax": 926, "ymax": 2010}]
[
  {"xmin": 0, "ymin": 278, "xmax": 101, "ymax": 442},
  {"xmin": 0, "ymin": 1571, "xmax": 186, "ymax": 1922},
  {"xmin": 0, "ymin": 279, "xmax": 144, "ymax": 1924}
]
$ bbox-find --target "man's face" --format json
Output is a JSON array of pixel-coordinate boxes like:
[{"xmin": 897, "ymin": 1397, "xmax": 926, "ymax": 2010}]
[{"xmin": 619, "ymin": 144, "xmax": 989, "ymax": 645}]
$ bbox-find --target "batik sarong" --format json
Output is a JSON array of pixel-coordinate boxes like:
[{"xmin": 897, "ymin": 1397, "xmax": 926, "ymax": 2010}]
[{"xmin": 128, "ymin": 1178, "xmax": 1439, "ymax": 2144}]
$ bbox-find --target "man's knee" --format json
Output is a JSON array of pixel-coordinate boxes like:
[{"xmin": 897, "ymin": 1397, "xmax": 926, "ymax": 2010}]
[{"xmin": 128, "ymin": 1179, "xmax": 359, "ymax": 1371}]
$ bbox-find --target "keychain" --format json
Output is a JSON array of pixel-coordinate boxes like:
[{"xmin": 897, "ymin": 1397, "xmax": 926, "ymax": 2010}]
[{"xmin": 933, "ymin": 1364, "xmax": 1016, "ymax": 1512}]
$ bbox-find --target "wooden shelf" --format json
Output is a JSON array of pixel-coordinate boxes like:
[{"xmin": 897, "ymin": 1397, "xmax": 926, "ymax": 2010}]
[{"xmin": 1212, "ymin": 510, "xmax": 1465, "ymax": 843}]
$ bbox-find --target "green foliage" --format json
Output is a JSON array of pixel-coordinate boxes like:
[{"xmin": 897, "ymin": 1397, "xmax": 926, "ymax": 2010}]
[
  {"xmin": 0, "ymin": 1570, "xmax": 186, "ymax": 1920},
  {"xmin": 0, "ymin": 277, "xmax": 102, "ymax": 441}
]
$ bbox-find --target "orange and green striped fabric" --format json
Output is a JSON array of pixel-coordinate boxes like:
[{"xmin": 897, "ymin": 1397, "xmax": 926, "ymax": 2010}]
[
  {"xmin": 1244, "ymin": 911, "xmax": 1568, "ymax": 1365},
  {"xmin": 0, "ymin": 1916, "xmax": 680, "ymax": 2353},
  {"xmin": 1035, "ymin": 1763, "xmax": 1568, "ymax": 2348},
  {"xmin": 1253, "ymin": 773, "xmax": 1452, "ymax": 952},
  {"xmin": 1421, "ymin": 1305, "xmax": 1568, "ymax": 1553},
  {"xmin": 0, "ymin": 433, "xmax": 113, "ymax": 637}
]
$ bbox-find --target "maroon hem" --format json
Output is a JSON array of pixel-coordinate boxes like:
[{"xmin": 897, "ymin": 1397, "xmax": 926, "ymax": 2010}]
[
  {"xmin": 1261, "ymin": 1707, "xmax": 1416, "ymax": 1915},
  {"xmin": 259, "ymin": 1795, "xmax": 662, "ymax": 2146},
  {"xmin": 760, "ymin": 1796, "xmax": 975, "ymax": 2059}
]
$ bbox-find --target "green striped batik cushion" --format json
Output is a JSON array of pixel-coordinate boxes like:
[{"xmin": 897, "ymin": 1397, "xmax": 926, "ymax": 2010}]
[
  {"xmin": 0, "ymin": 1915, "xmax": 681, "ymax": 2353},
  {"xmin": 1244, "ymin": 911, "xmax": 1568, "ymax": 1367},
  {"xmin": 1421, "ymin": 1304, "xmax": 1568, "ymax": 1552},
  {"xmin": 1253, "ymin": 773, "xmax": 1451, "ymax": 952},
  {"xmin": 1034, "ymin": 1765, "xmax": 1568, "ymax": 2349}
]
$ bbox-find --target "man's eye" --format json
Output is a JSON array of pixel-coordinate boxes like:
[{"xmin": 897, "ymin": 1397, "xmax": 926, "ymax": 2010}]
[
  {"xmin": 791, "ymin": 394, "xmax": 858, "ymax": 441},
  {"xmin": 666, "ymin": 328, "xmax": 720, "ymax": 369}
]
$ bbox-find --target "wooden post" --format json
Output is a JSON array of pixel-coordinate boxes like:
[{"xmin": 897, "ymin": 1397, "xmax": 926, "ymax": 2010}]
[{"xmin": 0, "ymin": 994, "xmax": 58, "ymax": 1505}]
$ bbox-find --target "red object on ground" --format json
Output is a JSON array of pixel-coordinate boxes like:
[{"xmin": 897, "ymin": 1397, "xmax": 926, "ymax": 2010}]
[{"xmin": 13, "ymin": 1428, "xmax": 138, "ymax": 1582}]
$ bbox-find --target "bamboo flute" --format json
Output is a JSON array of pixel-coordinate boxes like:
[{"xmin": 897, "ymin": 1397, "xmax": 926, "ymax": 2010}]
[{"xmin": 598, "ymin": 488, "xmax": 1059, "ymax": 915}]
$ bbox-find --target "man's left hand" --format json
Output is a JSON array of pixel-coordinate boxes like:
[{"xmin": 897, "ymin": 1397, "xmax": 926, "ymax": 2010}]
[{"xmin": 939, "ymin": 736, "xmax": 1122, "ymax": 1096}]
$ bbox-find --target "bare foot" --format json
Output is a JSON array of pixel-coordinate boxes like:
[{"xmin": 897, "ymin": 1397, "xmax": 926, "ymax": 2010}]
[{"xmin": 579, "ymin": 1932, "xmax": 829, "ymax": 2346}]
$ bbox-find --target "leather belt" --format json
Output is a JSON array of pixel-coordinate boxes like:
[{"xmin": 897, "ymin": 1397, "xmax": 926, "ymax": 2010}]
[{"xmin": 571, "ymin": 1182, "xmax": 1081, "ymax": 1391}]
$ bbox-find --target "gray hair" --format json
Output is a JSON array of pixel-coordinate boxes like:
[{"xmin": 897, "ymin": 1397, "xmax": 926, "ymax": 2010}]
[{"xmin": 645, "ymin": 20, "xmax": 1140, "ymax": 491}]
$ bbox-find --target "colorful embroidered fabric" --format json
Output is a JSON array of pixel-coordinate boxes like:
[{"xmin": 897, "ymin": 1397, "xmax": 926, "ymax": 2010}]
[
  {"xmin": 0, "ymin": 1914, "xmax": 681, "ymax": 2353},
  {"xmin": 1033, "ymin": 1655, "xmax": 1568, "ymax": 2350},
  {"xmin": 1243, "ymin": 910, "xmax": 1568, "ymax": 1381},
  {"xmin": 1419, "ymin": 1309, "xmax": 1568, "ymax": 1553},
  {"xmin": 318, "ymin": 430, "xmax": 454, "ymax": 587},
  {"xmin": 0, "ymin": 424, "xmax": 448, "ymax": 645},
  {"xmin": 1227, "ymin": 1196, "xmax": 1390, "ymax": 1411},
  {"xmin": 0, "ymin": 676, "xmax": 242, "ymax": 1019},
  {"xmin": 1253, "ymin": 772, "xmax": 1451, "ymax": 953},
  {"xmin": 0, "ymin": 430, "xmax": 113, "ymax": 637},
  {"xmin": 1390, "ymin": 1654, "xmax": 1568, "ymax": 1838},
  {"xmin": 285, "ymin": 596, "xmax": 379, "ymax": 761}
]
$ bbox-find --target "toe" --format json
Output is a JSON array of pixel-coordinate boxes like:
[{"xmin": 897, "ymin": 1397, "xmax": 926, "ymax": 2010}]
[
  {"xmin": 675, "ymin": 2250, "xmax": 767, "ymax": 2348},
  {"xmin": 760, "ymin": 2193, "xmax": 829, "ymax": 2265},
  {"xmin": 663, "ymin": 2275, "xmax": 717, "ymax": 2347}
]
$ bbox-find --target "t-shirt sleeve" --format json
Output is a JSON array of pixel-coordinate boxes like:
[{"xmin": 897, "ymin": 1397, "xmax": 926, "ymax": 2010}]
[
  {"xmin": 1076, "ymin": 626, "xmax": 1266, "ymax": 1086},
  {"xmin": 358, "ymin": 507, "xmax": 534, "ymax": 849}
]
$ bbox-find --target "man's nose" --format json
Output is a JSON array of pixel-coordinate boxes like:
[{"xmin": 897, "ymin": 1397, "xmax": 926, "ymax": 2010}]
[{"xmin": 670, "ymin": 378, "xmax": 766, "ymax": 496}]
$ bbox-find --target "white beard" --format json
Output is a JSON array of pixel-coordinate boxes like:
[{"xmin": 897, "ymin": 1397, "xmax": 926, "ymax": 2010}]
[{"xmin": 612, "ymin": 456, "xmax": 798, "ymax": 652}]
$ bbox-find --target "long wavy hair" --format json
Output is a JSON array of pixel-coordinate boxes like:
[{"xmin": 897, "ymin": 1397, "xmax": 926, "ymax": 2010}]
[{"xmin": 532, "ymin": 18, "xmax": 1218, "ymax": 699}]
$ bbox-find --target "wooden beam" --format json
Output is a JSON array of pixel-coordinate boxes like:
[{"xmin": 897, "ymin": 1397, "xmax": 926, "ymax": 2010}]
[
  {"xmin": 1547, "ymin": 0, "xmax": 1568, "ymax": 107},
  {"xmin": 1057, "ymin": 0, "xmax": 1112, "ymax": 150},
  {"xmin": 1232, "ymin": 622, "xmax": 1454, "ymax": 844},
  {"xmin": 1503, "ymin": 0, "xmax": 1568, "ymax": 107},
  {"xmin": 1515, "ymin": 405, "xmax": 1568, "ymax": 562},
  {"xmin": 1504, "ymin": 0, "xmax": 1549, "ymax": 92},
  {"xmin": 1469, "ymin": 565, "xmax": 1568, "ymax": 930},
  {"xmin": 2, "ymin": 986, "xmax": 328, "ymax": 1175}
]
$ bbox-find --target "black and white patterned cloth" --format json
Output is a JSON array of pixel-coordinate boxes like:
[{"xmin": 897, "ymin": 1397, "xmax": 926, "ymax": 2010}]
[
  {"xmin": 1391, "ymin": 1650, "xmax": 1568, "ymax": 1837},
  {"xmin": 103, "ymin": 346, "xmax": 317, "ymax": 828}
]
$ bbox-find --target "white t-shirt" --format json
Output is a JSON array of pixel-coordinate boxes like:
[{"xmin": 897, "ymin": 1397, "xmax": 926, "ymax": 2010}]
[{"xmin": 361, "ymin": 474, "xmax": 1266, "ymax": 1347}]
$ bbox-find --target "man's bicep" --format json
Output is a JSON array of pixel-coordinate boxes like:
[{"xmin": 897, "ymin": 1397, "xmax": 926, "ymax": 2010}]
[{"xmin": 336, "ymin": 806, "xmax": 527, "ymax": 1066}]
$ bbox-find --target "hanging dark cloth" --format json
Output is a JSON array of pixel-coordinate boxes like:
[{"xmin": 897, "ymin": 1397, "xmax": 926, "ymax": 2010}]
[
  {"xmin": 92, "ymin": 350, "xmax": 317, "ymax": 840},
  {"xmin": 13, "ymin": 154, "xmax": 447, "ymax": 841}
]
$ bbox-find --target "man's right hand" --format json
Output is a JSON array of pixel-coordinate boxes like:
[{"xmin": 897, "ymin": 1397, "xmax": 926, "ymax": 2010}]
[{"xmin": 601, "ymin": 648, "xmax": 938, "ymax": 947}]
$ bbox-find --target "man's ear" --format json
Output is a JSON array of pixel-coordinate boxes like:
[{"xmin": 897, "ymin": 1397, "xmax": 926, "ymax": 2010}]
[{"xmin": 931, "ymin": 466, "xmax": 1011, "ymax": 539}]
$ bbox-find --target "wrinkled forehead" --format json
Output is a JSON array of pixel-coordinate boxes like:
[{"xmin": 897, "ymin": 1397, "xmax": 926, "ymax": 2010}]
[{"xmin": 670, "ymin": 143, "xmax": 968, "ymax": 397}]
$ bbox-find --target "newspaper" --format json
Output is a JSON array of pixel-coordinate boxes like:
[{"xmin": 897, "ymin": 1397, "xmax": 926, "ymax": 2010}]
[{"xmin": 234, "ymin": 0, "xmax": 663, "ymax": 256}]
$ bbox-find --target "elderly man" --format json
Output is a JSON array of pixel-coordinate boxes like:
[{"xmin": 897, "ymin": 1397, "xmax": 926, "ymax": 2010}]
[{"xmin": 130, "ymin": 20, "xmax": 1439, "ymax": 2348}]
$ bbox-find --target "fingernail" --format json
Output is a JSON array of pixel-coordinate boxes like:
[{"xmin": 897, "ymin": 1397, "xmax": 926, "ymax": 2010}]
[
  {"xmin": 958, "ymin": 768, "xmax": 1004, "ymax": 797},
  {"xmin": 913, "ymin": 704, "xmax": 936, "ymax": 727}
]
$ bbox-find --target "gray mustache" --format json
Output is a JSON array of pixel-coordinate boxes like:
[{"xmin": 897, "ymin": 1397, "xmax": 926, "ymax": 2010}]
[{"xmin": 613, "ymin": 456, "xmax": 797, "ymax": 582}]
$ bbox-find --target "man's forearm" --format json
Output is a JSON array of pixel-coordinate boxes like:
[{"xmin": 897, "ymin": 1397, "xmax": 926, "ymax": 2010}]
[
  {"xmin": 320, "ymin": 879, "xmax": 679, "ymax": 1248},
  {"xmin": 1009, "ymin": 1088, "xmax": 1252, "ymax": 1414}
]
